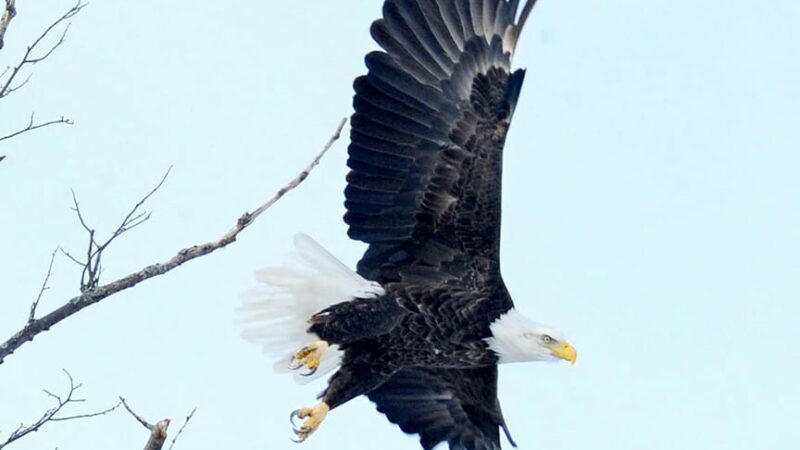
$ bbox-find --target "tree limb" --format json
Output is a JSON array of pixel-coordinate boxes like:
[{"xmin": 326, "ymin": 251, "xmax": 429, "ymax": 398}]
[
  {"xmin": 0, "ymin": 0, "xmax": 16, "ymax": 50},
  {"xmin": 0, "ymin": 117, "xmax": 347, "ymax": 364}
]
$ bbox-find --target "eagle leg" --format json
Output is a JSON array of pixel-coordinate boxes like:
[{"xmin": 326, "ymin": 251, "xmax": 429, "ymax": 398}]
[
  {"xmin": 289, "ymin": 340, "xmax": 329, "ymax": 376},
  {"xmin": 289, "ymin": 402, "xmax": 330, "ymax": 443}
]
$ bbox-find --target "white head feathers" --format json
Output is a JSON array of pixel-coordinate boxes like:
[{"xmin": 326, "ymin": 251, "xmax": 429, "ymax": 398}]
[{"xmin": 484, "ymin": 308, "xmax": 574, "ymax": 364}]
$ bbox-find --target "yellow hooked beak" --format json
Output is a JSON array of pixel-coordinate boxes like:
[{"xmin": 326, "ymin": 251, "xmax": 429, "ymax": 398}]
[{"xmin": 551, "ymin": 341, "xmax": 577, "ymax": 364}]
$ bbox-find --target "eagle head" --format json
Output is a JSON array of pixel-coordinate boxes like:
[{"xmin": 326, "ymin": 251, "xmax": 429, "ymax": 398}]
[{"xmin": 484, "ymin": 308, "xmax": 577, "ymax": 364}]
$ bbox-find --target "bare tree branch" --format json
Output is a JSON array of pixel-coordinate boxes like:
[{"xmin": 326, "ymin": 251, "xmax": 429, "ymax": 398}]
[
  {"xmin": 0, "ymin": 2, "xmax": 82, "ymax": 156},
  {"xmin": 167, "ymin": 408, "xmax": 196, "ymax": 450},
  {"xmin": 0, "ymin": 0, "xmax": 16, "ymax": 50},
  {"xmin": 119, "ymin": 398, "xmax": 171, "ymax": 450},
  {"xmin": 0, "ymin": 370, "xmax": 121, "ymax": 449},
  {"xmin": 0, "ymin": 113, "xmax": 73, "ymax": 143},
  {"xmin": 66, "ymin": 167, "xmax": 172, "ymax": 291},
  {"xmin": 0, "ymin": 1, "xmax": 84, "ymax": 99},
  {"xmin": 0, "ymin": 117, "xmax": 347, "ymax": 364}
]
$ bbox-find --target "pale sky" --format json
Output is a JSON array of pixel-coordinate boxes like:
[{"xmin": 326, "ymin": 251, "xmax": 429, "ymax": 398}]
[{"xmin": 1, "ymin": 1, "xmax": 798, "ymax": 449}]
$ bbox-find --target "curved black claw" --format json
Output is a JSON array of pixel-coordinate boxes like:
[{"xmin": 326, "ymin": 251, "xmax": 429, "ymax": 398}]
[
  {"xmin": 291, "ymin": 429, "xmax": 309, "ymax": 444},
  {"xmin": 291, "ymin": 423, "xmax": 311, "ymax": 443},
  {"xmin": 288, "ymin": 356, "xmax": 303, "ymax": 371},
  {"xmin": 289, "ymin": 409, "xmax": 302, "ymax": 428},
  {"xmin": 299, "ymin": 366, "xmax": 318, "ymax": 377}
]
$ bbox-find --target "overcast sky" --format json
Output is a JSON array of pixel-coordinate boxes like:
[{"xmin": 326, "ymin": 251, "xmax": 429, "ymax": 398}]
[{"xmin": 1, "ymin": 1, "xmax": 798, "ymax": 449}]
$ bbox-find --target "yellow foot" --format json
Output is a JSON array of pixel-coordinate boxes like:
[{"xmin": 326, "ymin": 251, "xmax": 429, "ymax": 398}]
[
  {"xmin": 290, "ymin": 402, "xmax": 330, "ymax": 443},
  {"xmin": 289, "ymin": 340, "xmax": 329, "ymax": 376}
]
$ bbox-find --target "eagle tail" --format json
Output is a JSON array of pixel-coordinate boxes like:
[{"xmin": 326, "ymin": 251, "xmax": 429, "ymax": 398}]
[{"xmin": 237, "ymin": 233, "xmax": 383, "ymax": 385}]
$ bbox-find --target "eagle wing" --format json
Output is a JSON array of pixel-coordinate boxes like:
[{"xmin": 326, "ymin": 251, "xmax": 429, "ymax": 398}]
[
  {"xmin": 346, "ymin": 0, "xmax": 537, "ymax": 292},
  {"xmin": 368, "ymin": 366, "xmax": 516, "ymax": 450}
]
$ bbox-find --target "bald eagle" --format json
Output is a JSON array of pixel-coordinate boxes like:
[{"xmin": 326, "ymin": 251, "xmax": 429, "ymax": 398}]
[{"xmin": 238, "ymin": 1, "xmax": 577, "ymax": 449}]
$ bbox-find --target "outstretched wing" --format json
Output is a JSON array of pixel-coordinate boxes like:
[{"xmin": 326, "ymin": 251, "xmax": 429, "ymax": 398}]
[
  {"xmin": 368, "ymin": 366, "xmax": 516, "ymax": 450},
  {"xmin": 346, "ymin": 0, "xmax": 538, "ymax": 287}
]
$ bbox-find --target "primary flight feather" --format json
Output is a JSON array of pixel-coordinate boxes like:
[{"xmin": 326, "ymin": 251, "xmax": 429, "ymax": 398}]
[{"xmin": 238, "ymin": 1, "xmax": 577, "ymax": 449}]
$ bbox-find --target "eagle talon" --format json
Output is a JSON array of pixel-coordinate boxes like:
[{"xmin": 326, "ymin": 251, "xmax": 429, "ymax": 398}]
[
  {"xmin": 288, "ymin": 341, "xmax": 329, "ymax": 374},
  {"xmin": 288, "ymin": 402, "xmax": 329, "ymax": 443}
]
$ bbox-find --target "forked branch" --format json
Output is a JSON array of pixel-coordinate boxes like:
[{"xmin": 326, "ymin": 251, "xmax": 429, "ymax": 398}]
[
  {"xmin": 63, "ymin": 167, "xmax": 172, "ymax": 291},
  {"xmin": 0, "ymin": 370, "xmax": 121, "ymax": 449},
  {"xmin": 0, "ymin": 1, "xmax": 83, "ymax": 155},
  {"xmin": 0, "ymin": 1, "xmax": 84, "ymax": 99}
]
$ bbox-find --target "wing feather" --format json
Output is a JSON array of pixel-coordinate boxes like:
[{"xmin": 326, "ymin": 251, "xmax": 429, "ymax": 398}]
[
  {"xmin": 384, "ymin": 2, "xmax": 451, "ymax": 79},
  {"xmin": 364, "ymin": 52, "xmax": 445, "ymax": 111},
  {"xmin": 455, "ymin": 0, "xmax": 477, "ymax": 42},
  {"xmin": 393, "ymin": 0, "xmax": 457, "ymax": 70},
  {"xmin": 469, "ymin": 0, "xmax": 485, "ymax": 40},
  {"xmin": 415, "ymin": 0, "xmax": 463, "ymax": 61},
  {"xmin": 437, "ymin": 0, "xmax": 467, "ymax": 50}
]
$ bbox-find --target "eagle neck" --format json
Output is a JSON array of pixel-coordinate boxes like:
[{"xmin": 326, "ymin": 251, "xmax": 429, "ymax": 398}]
[{"xmin": 484, "ymin": 308, "xmax": 540, "ymax": 364}]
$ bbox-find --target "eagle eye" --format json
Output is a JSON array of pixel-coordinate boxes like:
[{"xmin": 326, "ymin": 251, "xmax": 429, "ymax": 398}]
[{"xmin": 542, "ymin": 335, "xmax": 553, "ymax": 344}]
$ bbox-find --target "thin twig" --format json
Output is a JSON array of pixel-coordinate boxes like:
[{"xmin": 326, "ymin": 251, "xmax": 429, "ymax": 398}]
[
  {"xmin": 167, "ymin": 407, "xmax": 196, "ymax": 450},
  {"xmin": 51, "ymin": 400, "xmax": 122, "ymax": 422},
  {"xmin": 29, "ymin": 247, "xmax": 59, "ymax": 325},
  {"xmin": 0, "ymin": 114, "xmax": 73, "ymax": 143},
  {"xmin": 112, "ymin": 167, "xmax": 171, "ymax": 237},
  {"xmin": 0, "ymin": 370, "xmax": 119, "ymax": 449},
  {"xmin": 0, "ymin": 117, "xmax": 347, "ymax": 364},
  {"xmin": 59, "ymin": 248, "xmax": 84, "ymax": 267},
  {"xmin": 69, "ymin": 190, "xmax": 95, "ymax": 235}
]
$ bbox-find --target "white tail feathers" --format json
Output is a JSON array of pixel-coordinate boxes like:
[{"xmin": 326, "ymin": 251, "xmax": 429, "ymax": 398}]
[{"xmin": 236, "ymin": 233, "xmax": 384, "ymax": 384}]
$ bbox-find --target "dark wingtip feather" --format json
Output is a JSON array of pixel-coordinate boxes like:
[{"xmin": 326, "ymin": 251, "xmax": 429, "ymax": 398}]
[{"xmin": 506, "ymin": 0, "xmax": 540, "ymax": 52}]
